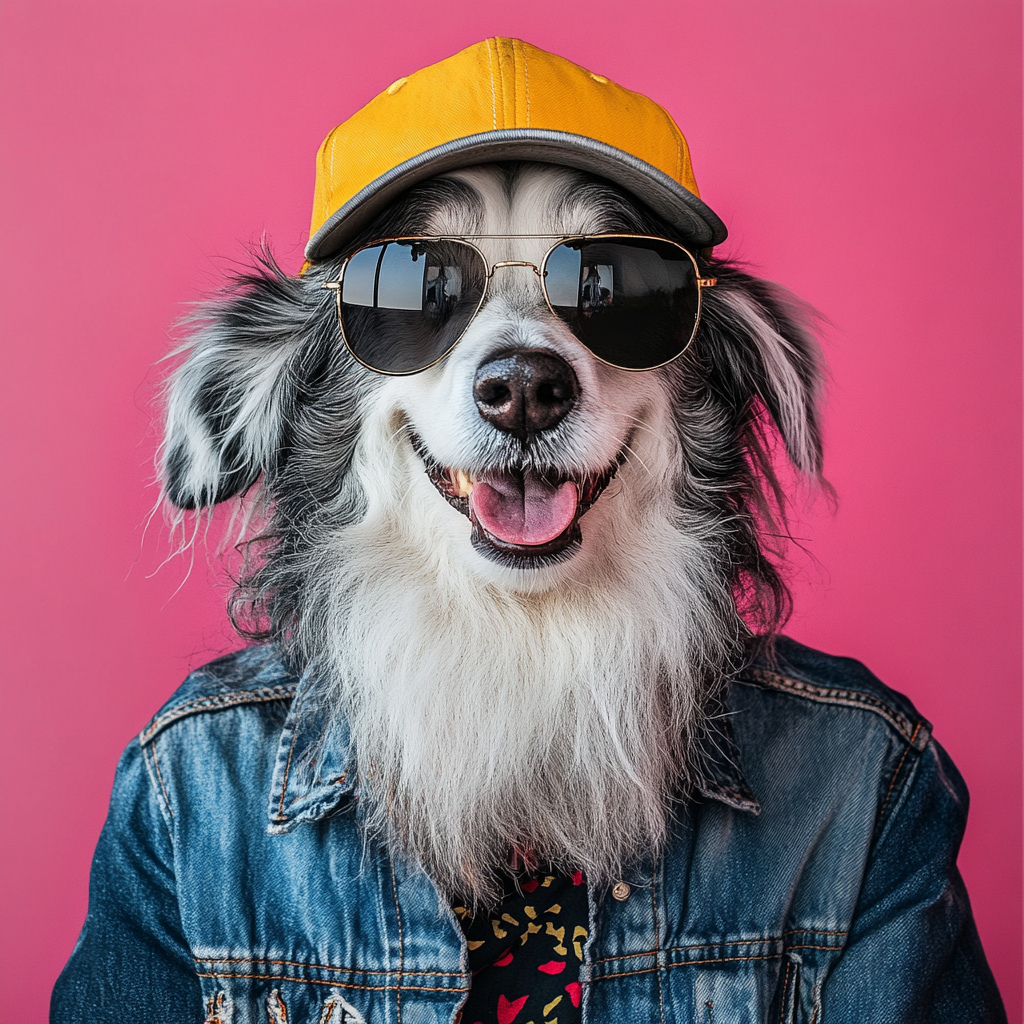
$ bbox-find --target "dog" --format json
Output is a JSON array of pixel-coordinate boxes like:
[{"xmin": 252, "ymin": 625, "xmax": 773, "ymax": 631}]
[
  {"xmin": 53, "ymin": 41, "xmax": 1004, "ymax": 1022},
  {"xmin": 161, "ymin": 161, "xmax": 825, "ymax": 908}
]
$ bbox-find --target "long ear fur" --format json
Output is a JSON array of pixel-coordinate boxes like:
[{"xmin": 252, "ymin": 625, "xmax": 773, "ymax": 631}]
[
  {"xmin": 162, "ymin": 260, "xmax": 313, "ymax": 510},
  {"xmin": 699, "ymin": 267, "xmax": 826, "ymax": 478}
]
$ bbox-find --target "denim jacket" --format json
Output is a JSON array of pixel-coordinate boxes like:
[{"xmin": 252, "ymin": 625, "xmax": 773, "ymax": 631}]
[{"xmin": 52, "ymin": 637, "xmax": 1005, "ymax": 1023}]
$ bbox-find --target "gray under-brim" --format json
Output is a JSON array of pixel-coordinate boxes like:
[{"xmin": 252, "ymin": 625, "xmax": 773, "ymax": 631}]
[{"xmin": 305, "ymin": 129, "xmax": 728, "ymax": 261}]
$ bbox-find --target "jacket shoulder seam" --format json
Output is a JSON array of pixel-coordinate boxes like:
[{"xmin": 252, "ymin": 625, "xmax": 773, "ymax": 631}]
[
  {"xmin": 738, "ymin": 667, "xmax": 931, "ymax": 750},
  {"xmin": 139, "ymin": 684, "xmax": 298, "ymax": 746}
]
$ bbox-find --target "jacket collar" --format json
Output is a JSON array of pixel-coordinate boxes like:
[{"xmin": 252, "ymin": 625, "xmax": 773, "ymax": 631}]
[
  {"xmin": 267, "ymin": 664, "xmax": 358, "ymax": 834},
  {"xmin": 694, "ymin": 709, "xmax": 761, "ymax": 814},
  {"xmin": 267, "ymin": 667, "xmax": 759, "ymax": 833}
]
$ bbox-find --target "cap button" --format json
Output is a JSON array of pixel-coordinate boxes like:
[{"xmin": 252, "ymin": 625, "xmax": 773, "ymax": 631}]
[
  {"xmin": 611, "ymin": 881, "xmax": 631, "ymax": 901},
  {"xmin": 590, "ymin": 74, "xmax": 609, "ymax": 84},
  {"xmin": 386, "ymin": 77, "xmax": 409, "ymax": 95}
]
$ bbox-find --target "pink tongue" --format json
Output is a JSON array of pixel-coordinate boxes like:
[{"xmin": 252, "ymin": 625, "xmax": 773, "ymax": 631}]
[{"xmin": 470, "ymin": 472, "xmax": 579, "ymax": 546}]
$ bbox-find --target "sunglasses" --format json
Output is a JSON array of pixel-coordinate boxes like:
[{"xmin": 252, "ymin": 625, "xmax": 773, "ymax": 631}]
[{"xmin": 323, "ymin": 234, "xmax": 717, "ymax": 375}]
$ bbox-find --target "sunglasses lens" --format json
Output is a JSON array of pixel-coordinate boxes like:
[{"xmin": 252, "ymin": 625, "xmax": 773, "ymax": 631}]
[
  {"xmin": 545, "ymin": 238, "xmax": 700, "ymax": 369},
  {"xmin": 340, "ymin": 240, "xmax": 486, "ymax": 373}
]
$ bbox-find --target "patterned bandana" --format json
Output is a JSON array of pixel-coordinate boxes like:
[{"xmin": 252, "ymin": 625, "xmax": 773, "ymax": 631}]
[{"xmin": 454, "ymin": 866, "xmax": 588, "ymax": 1024}]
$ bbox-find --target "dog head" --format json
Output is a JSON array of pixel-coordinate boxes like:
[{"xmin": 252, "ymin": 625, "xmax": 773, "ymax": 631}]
[
  {"xmin": 164, "ymin": 162, "xmax": 823, "ymax": 597},
  {"xmin": 161, "ymin": 162, "xmax": 825, "ymax": 901}
]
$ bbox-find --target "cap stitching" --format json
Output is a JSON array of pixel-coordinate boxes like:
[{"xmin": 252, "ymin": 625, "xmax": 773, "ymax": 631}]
[
  {"xmin": 509, "ymin": 40, "xmax": 517, "ymax": 126},
  {"xmin": 523, "ymin": 45, "xmax": 531, "ymax": 127},
  {"xmin": 328, "ymin": 136, "xmax": 340, "ymax": 225},
  {"xmin": 495, "ymin": 40, "xmax": 507, "ymax": 128},
  {"xmin": 325, "ymin": 128, "xmax": 340, "ymax": 225},
  {"xmin": 486, "ymin": 39, "xmax": 497, "ymax": 129}
]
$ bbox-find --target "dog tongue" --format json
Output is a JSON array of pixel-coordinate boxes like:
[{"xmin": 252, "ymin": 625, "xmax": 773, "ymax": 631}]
[{"xmin": 471, "ymin": 471, "xmax": 578, "ymax": 546}]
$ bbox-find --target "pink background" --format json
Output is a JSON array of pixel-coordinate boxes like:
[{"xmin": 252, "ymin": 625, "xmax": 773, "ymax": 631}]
[{"xmin": 1, "ymin": 1, "xmax": 1020, "ymax": 1019}]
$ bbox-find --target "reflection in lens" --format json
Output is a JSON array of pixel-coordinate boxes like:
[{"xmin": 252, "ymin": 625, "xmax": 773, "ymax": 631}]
[
  {"xmin": 425, "ymin": 263, "xmax": 462, "ymax": 310},
  {"xmin": 340, "ymin": 240, "xmax": 486, "ymax": 374},
  {"xmin": 342, "ymin": 245, "xmax": 381, "ymax": 307},
  {"xmin": 544, "ymin": 244, "xmax": 581, "ymax": 307},
  {"xmin": 377, "ymin": 244, "xmax": 426, "ymax": 310},
  {"xmin": 580, "ymin": 264, "xmax": 613, "ymax": 312},
  {"xmin": 546, "ymin": 238, "xmax": 699, "ymax": 370}
]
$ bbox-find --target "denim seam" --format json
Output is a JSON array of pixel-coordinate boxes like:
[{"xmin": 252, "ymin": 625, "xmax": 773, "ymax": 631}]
[
  {"xmin": 274, "ymin": 726, "xmax": 301, "ymax": 821},
  {"xmin": 591, "ymin": 931, "xmax": 847, "ymax": 964},
  {"xmin": 879, "ymin": 722, "xmax": 920, "ymax": 820},
  {"xmin": 739, "ymin": 670, "xmax": 930, "ymax": 749},
  {"xmin": 783, "ymin": 928, "xmax": 847, "ymax": 937},
  {"xmin": 651, "ymin": 866, "xmax": 665, "ymax": 1024},
  {"xmin": 594, "ymin": 954, "xmax": 777, "ymax": 980},
  {"xmin": 195, "ymin": 971, "xmax": 468, "ymax": 993},
  {"xmin": 195, "ymin": 957, "xmax": 464, "ymax": 978},
  {"xmin": 140, "ymin": 685, "xmax": 297, "ymax": 745},
  {"xmin": 389, "ymin": 860, "xmax": 405, "ymax": 1024},
  {"xmin": 140, "ymin": 741, "xmax": 174, "ymax": 834},
  {"xmin": 778, "ymin": 959, "xmax": 792, "ymax": 1024},
  {"xmin": 871, "ymin": 738, "xmax": 927, "ymax": 852},
  {"xmin": 147, "ymin": 738, "xmax": 175, "ymax": 821},
  {"xmin": 592, "ymin": 946, "xmax": 844, "ymax": 982}
]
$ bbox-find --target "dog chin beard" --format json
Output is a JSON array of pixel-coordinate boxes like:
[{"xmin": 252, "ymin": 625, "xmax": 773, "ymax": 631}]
[{"xmin": 297, "ymin": 443, "xmax": 744, "ymax": 909}]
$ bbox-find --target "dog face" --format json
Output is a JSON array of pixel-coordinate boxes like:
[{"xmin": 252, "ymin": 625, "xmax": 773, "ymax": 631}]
[
  {"xmin": 356, "ymin": 164, "xmax": 691, "ymax": 589},
  {"xmin": 161, "ymin": 162, "xmax": 826, "ymax": 901},
  {"xmin": 163, "ymin": 162, "xmax": 821, "ymax": 597}
]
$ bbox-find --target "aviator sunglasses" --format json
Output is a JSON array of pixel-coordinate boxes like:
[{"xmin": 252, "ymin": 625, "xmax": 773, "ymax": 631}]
[{"xmin": 323, "ymin": 234, "xmax": 717, "ymax": 375}]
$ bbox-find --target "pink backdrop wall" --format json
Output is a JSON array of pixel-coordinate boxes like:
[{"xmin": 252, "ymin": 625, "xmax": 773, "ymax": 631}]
[{"xmin": 1, "ymin": 2, "xmax": 1020, "ymax": 1019}]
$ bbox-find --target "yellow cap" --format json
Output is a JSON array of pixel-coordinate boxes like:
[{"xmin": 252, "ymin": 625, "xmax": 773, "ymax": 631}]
[{"xmin": 305, "ymin": 38, "xmax": 726, "ymax": 260}]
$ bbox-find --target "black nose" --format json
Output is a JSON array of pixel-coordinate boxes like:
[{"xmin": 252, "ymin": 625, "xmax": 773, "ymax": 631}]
[{"xmin": 473, "ymin": 350, "xmax": 579, "ymax": 436}]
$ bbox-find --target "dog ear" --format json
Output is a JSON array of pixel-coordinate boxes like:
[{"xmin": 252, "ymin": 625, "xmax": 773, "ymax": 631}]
[
  {"xmin": 701, "ymin": 272, "xmax": 826, "ymax": 477},
  {"xmin": 162, "ymin": 263, "xmax": 311, "ymax": 510}
]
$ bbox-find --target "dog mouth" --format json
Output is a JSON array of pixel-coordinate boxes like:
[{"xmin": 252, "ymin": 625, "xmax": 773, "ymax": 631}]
[{"xmin": 410, "ymin": 433, "xmax": 629, "ymax": 568}]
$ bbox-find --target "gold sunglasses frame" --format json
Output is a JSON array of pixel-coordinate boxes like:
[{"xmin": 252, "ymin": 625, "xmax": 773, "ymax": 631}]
[{"xmin": 322, "ymin": 234, "xmax": 717, "ymax": 376}]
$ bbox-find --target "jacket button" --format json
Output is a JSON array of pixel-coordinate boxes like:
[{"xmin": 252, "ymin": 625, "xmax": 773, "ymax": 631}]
[{"xmin": 612, "ymin": 881, "xmax": 631, "ymax": 901}]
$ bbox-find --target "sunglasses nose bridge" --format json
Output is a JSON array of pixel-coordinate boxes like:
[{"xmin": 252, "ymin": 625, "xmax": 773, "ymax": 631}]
[
  {"xmin": 478, "ymin": 260, "xmax": 549, "ymax": 320},
  {"xmin": 487, "ymin": 260, "xmax": 544, "ymax": 278}
]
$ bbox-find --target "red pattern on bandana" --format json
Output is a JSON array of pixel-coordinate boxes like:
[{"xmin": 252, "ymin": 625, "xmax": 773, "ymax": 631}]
[
  {"xmin": 496, "ymin": 994, "xmax": 529, "ymax": 1024},
  {"xmin": 454, "ymin": 866, "xmax": 588, "ymax": 1024}
]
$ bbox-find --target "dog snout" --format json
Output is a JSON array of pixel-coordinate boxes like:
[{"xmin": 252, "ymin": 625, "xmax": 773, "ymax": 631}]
[{"xmin": 473, "ymin": 350, "xmax": 579, "ymax": 436}]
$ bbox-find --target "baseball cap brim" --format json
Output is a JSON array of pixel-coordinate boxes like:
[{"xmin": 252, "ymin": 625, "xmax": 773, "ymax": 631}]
[{"xmin": 304, "ymin": 129, "xmax": 728, "ymax": 261}]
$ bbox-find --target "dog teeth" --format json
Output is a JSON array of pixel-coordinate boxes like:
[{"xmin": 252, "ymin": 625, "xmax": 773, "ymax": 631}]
[{"xmin": 453, "ymin": 470, "xmax": 474, "ymax": 497}]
